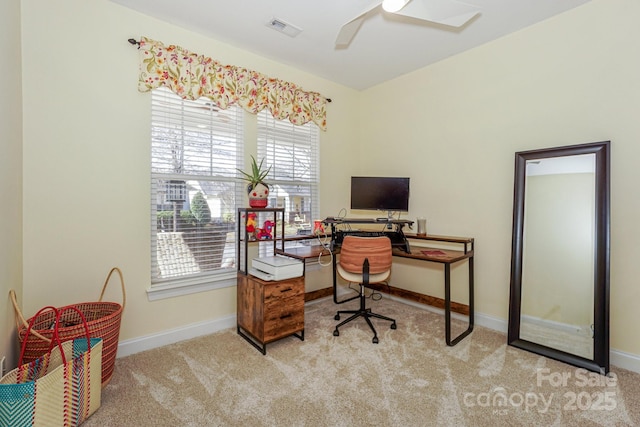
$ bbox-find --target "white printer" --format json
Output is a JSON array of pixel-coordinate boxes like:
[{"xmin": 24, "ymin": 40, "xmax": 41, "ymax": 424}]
[{"xmin": 250, "ymin": 256, "xmax": 303, "ymax": 281}]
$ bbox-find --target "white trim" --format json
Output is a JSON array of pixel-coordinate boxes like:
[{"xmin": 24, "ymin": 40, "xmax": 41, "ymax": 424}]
[
  {"xmin": 388, "ymin": 294, "xmax": 507, "ymax": 333},
  {"xmin": 610, "ymin": 349, "xmax": 640, "ymax": 374},
  {"xmin": 116, "ymin": 294, "xmax": 640, "ymax": 374},
  {"xmin": 117, "ymin": 313, "xmax": 237, "ymax": 358},
  {"xmin": 389, "ymin": 295, "xmax": 639, "ymax": 373},
  {"xmin": 521, "ymin": 313, "xmax": 589, "ymax": 336},
  {"xmin": 146, "ymin": 272, "xmax": 236, "ymax": 301}
]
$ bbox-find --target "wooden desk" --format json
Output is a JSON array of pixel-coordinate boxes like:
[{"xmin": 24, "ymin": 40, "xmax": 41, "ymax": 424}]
[
  {"xmin": 275, "ymin": 245, "xmax": 326, "ymax": 261},
  {"xmin": 276, "ymin": 233, "xmax": 474, "ymax": 346}
]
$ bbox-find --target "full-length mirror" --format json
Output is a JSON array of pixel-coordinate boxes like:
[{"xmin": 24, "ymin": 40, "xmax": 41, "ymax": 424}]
[{"xmin": 508, "ymin": 141, "xmax": 610, "ymax": 374}]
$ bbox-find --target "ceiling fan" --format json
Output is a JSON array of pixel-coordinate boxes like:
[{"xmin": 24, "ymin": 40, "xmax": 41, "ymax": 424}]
[{"xmin": 336, "ymin": 0, "xmax": 481, "ymax": 47}]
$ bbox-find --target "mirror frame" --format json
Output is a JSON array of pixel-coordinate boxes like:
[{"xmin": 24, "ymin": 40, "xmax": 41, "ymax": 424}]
[{"xmin": 508, "ymin": 141, "xmax": 610, "ymax": 374}]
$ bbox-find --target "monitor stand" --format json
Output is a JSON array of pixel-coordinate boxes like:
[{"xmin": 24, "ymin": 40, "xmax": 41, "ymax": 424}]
[
  {"xmin": 377, "ymin": 210, "xmax": 395, "ymax": 221},
  {"xmin": 385, "ymin": 211, "xmax": 396, "ymax": 229}
]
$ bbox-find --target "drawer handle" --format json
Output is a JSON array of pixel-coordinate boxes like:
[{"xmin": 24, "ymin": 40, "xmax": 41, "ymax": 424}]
[
  {"xmin": 280, "ymin": 313, "xmax": 292, "ymax": 319},
  {"xmin": 280, "ymin": 287, "xmax": 293, "ymax": 293}
]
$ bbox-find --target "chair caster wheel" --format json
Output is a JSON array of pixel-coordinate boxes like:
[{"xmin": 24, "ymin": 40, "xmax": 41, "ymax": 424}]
[
  {"xmin": 334, "ymin": 314, "xmax": 340, "ymax": 320},
  {"xmin": 372, "ymin": 337, "xmax": 379, "ymax": 344},
  {"xmin": 333, "ymin": 330, "xmax": 339, "ymax": 336},
  {"xmin": 391, "ymin": 323, "xmax": 397, "ymax": 330}
]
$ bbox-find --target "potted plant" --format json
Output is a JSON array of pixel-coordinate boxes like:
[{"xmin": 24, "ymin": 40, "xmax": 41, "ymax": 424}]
[{"xmin": 237, "ymin": 155, "xmax": 271, "ymax": 208}]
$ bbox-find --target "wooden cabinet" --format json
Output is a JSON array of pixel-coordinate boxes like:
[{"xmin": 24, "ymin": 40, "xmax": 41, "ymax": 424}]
[{"xmin": 236, "ymin": 272, "xmax": 305, "ymax": 354}]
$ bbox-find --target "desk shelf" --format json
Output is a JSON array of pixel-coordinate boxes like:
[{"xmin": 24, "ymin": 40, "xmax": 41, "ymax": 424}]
[
  {"xmin": 274, "ymin": 245, "xmax": 328, "ymax": 260},
  {"xmin": 236, "ymin": 208, "xmax": 285, "ymax": 274},
  {"xmin": 396, "ymin": 233, "xmax": 474, "ymax": 264}
]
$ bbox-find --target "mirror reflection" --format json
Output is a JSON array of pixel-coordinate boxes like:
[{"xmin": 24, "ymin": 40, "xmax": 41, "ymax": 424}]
[{"xmin": 519, "ymin": 154, "xmax": 595, "ymax": 359}]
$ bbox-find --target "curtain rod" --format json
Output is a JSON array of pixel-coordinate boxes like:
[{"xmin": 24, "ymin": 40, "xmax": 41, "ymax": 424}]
[{"xmin": 127, "ymin": 38, "xmax": 332, "ymax": 103}]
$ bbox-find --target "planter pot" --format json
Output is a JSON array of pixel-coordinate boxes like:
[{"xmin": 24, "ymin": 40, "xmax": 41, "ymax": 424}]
[{"xmin": 248, "ymin": 182, "xmax": 269, "ymax": 208}]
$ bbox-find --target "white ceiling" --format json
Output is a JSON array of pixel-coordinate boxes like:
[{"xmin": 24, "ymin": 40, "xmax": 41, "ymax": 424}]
[{"xmin": 111, "ymin": 0, "xmax": 592, "ymax": 91}]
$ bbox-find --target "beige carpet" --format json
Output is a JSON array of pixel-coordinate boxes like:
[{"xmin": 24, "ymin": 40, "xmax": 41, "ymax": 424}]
[{"xmin": 84, "ymin": 297, "xmax": 640, "ymax": 426}]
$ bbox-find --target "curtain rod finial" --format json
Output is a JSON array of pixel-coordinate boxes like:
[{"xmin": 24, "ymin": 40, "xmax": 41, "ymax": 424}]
[{"xmin": 128, "ymin": 38, "xmax": 140, "ymax": 48}]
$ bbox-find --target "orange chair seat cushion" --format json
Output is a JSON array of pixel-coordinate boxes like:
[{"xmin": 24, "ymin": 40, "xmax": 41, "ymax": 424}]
[{"xmin": 339, "ymin": 236, "xmax": 392, "ymax": 275}]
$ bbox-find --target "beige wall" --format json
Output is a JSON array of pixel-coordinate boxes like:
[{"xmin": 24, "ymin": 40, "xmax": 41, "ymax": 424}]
[
  {"xmin": 360, "ymin": 0, "xmax": 640, "ymax": 356},
  {"xmin": 11, "ymin": 0, "xmax": 640, "ymax": 367},
  {"xmin": 0, "ymin": 0, "xmax": 23, "ymax": 369}
]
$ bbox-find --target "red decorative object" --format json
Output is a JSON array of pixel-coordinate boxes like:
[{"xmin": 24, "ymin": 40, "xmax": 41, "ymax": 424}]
[
  {"xmin": 249, "ymin": 198, "xmax": 268, "ymax": 208},
  {"xmin": 256, "ymin": 220, "xmax": 275, "ymax": 240},
  {"xmin": 245, "ymin": 212, "xmax": 257, "ymax": 239}
]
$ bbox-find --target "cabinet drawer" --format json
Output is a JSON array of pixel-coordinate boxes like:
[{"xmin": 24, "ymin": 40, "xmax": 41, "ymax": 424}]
[
  {"xmin": 264, "ymin": 295, "xmax": 304, "ymax": 319},
  {"xmin": 264, "ymin": 304, "xmax": 304, "ymax": 342},
  {"xmin": 264, "ymin": 278, "xmax": 304, "ymax": 302}
]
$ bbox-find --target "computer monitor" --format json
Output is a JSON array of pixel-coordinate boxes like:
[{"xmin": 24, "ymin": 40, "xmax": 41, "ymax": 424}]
[{"xmin": 350, "ymin": 177, "xmax": 410, "ymax": 215}]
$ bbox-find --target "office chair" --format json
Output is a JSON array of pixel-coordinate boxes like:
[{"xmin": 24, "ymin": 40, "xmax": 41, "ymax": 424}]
[{"xmin": 333, "ymin": 235, "xmax": 397, "ymax": 343}]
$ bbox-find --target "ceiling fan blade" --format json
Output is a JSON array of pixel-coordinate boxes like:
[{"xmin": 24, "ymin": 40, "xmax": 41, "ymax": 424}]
[
  {"xmin": 335, "ymin": 3, "xmax": 382, "ymax": 47},
  {"xmin": 335, "ymin": 16, "xmax": 366, "ymax": 46},
  {"xmin": 394, "ymin": 0, "xmax": 480, "ymax": 27}
]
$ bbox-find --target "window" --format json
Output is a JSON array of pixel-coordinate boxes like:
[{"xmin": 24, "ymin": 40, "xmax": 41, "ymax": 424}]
[
  {"xmin": 150, "ymin": 87, "xmax": 244, "ymax": 298},
  {"xmin": 257, "ymin": 110, "xmax": 320, "ymax": 240}
]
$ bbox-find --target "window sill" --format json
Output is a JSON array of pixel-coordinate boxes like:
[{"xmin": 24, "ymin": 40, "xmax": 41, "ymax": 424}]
[{"xmin": 146, "ymin": 270, "xmax": 237, "ymax": 301}]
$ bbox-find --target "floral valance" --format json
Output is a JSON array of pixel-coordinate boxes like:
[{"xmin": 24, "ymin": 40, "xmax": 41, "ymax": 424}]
[{"xmin": 137, "ymin": 37, "xmax": 327, "ymax": 131}]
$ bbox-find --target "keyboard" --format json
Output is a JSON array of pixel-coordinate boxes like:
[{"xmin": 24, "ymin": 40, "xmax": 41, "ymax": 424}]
[{"xmin": 332, "ymin": 230, "xmax": 409, "ymax": 252}]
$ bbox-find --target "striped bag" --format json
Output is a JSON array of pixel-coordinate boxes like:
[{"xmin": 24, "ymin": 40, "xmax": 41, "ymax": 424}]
[{"xmin": 0, "ymin": 306, "xmax": 102, "ymax": 426}]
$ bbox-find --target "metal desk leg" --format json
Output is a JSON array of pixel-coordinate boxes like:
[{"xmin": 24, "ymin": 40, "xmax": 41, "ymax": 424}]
[{"xmin": 445, "ymin": 257, "xmax": 474, "ymax": 346}]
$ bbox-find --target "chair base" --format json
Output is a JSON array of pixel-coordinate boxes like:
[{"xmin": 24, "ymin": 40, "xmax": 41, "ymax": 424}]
[{"xmin": 333, "ymin": 306, "xmax": 397, "ymax": 344}]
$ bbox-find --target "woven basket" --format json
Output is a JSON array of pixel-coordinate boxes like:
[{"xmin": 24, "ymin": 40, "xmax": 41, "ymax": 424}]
[{"xmin": 10, "ymin": 267, "xmax": 126, "ymax": 387}]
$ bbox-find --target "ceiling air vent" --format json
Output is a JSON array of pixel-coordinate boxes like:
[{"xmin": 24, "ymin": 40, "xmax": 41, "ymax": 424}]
[{"xmin": 266, "ymin": 18, "xmax": 302, "ymax": 37}]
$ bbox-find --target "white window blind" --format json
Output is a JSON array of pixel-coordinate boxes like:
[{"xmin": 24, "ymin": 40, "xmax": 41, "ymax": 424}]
[
  {"xmin": 150, "ymin": 87, "xmax": 244, "ymax": 293},
  {"xmin": 257, "ymin": 110, "xmax": 320, "ymax": 239}
]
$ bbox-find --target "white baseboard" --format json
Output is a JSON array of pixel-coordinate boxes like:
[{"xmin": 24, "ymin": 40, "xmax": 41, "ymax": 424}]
[
  {"xmin": 520, "ymin": 313, "xmax": 590, "ymax": 337},
  {"xmin": 389, "ymin": 294, "xmax": 508, "ymax": 333},
  {"xmin": 115, "ymin": 295, "xmax": 640, "ymax": 374},
  {"xmin": 117, "ymin": 314, "xmax": 236, "ymax": 358},
  {"xmin": 390, "ymin": 295, "xmax": 640, "ymax": 374},
  {"xmin": 610, "ymin": 349, "xmax": 640, "ymax": 374}
]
